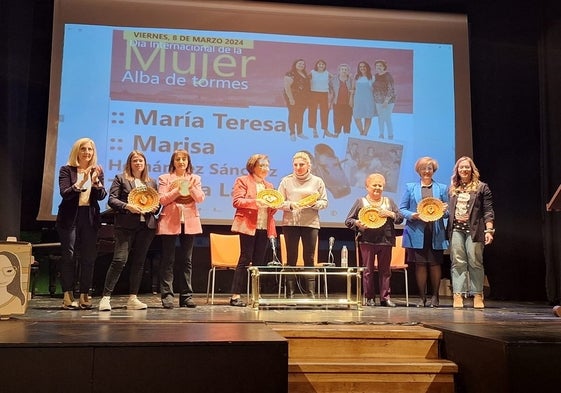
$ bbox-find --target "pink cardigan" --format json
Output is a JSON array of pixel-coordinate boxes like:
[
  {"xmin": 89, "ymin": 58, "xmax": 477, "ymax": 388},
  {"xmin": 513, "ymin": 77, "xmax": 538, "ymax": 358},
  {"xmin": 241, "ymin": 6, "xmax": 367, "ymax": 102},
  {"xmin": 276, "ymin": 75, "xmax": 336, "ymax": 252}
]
[
  {"xmin": 230, "ymin": 174, "xmax": 277, "ymax": 237},
  {"xmin": 157, "ymin": 172, "xmax": 205, "ymax": 235}
]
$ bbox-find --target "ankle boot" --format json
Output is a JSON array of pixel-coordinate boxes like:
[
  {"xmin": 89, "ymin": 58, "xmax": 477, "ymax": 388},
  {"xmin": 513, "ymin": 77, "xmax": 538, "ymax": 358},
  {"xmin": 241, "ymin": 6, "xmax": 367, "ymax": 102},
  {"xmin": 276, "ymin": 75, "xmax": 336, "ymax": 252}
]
[
  {"xmin": 62, "ymin": 291, "xmax": 78, "ymax": 309},
  {"xmin": 473, "ymin": 293, "xmax": 485, "ymax": 309},
  {"xmin": 453, "ymin": 293, "xmax": 464, "ymax": 308},
  {"xmin": 79, "ymin": 293, "xmax": 92, "ymax": 309},
  {"xmin": 307, "ymin": 278, "xmax": 316, "ymax": 299},
  {"xmin": 286, "ymin": 277, "xmax": 295, "ymax": 299}
]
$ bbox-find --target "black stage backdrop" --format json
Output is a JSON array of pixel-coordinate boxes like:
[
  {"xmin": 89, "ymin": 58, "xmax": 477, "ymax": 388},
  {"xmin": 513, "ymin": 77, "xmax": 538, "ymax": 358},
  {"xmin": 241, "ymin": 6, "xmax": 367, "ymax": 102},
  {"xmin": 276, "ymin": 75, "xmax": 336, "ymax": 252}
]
[{"xmin": 3, "ymin": 0, "xmax": 561, "ymax": 303}]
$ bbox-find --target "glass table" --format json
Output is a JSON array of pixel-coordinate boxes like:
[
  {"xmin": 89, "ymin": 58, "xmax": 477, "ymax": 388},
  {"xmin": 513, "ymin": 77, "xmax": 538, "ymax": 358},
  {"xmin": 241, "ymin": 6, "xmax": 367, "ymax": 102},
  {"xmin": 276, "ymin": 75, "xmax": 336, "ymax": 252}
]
[{"xmin": 247, "ymin": 265, "xmax": 364, "ymax": 310}]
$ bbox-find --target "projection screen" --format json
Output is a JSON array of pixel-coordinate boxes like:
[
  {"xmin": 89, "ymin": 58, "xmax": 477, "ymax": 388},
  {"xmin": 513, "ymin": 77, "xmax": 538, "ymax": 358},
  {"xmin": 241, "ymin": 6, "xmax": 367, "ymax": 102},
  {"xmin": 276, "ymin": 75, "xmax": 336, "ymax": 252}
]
[{"xmin": 38, "ymin": 0, "xmax": 472, "ymax": 227}]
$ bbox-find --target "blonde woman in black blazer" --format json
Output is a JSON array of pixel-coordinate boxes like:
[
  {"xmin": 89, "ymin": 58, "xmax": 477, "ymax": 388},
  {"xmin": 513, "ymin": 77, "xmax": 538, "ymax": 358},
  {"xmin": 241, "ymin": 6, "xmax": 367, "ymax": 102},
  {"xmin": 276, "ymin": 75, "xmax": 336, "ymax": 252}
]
[
  {"xmin": 56, "ymin": 138, "xmax": 106, "ymax": 309},
  {"xmin": 447, "ymin": 156, "xmax": 494, "ymax": 309}
]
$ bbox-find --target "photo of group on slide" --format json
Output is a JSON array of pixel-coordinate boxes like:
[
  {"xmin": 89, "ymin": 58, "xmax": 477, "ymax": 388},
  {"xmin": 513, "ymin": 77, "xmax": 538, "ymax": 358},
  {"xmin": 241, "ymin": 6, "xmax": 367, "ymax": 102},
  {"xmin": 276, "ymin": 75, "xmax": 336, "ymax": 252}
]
[
  {"xmin": 283, "ymin": 58, "xmax": 396, "ymax": 141},
  {"xmin": 283, "ymin": 56, "xmax": 401, "ymax": 200}
]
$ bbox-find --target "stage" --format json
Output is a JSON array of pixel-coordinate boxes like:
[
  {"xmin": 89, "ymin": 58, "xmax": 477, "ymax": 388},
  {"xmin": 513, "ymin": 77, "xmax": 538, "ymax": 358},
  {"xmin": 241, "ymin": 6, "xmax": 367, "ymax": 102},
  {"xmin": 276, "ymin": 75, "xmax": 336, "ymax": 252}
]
[{"xmin": 1, "ymin": 294, "xmax": 560, "ymax": 393}]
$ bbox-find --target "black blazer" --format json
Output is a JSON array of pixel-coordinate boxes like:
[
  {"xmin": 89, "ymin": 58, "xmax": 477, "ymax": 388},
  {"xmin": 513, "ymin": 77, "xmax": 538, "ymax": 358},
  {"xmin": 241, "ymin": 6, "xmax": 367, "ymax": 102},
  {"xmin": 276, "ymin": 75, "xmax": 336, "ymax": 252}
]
[
  {"xmin": 446, "ymin": 181, "xmax": 494, "ymax": 243},
  {"xmin": 108, "ymin": 174, "xmax": 158, "ymax": 230},
  {"xmin": 56, "ymin": 165, "xmax": 107, "ymax": 230}
]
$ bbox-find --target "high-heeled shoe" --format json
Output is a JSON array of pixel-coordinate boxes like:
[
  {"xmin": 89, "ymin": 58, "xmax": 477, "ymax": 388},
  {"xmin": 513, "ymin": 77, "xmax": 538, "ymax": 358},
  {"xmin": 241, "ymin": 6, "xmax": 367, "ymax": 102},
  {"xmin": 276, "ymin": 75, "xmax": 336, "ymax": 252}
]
[
  {"xmin": 312, "ymin": 128, "xmax": 319, "ymax": 138},
  {"xmin": 427, "ymin": 295, "xmax": 439, "ymax": 308},
  {"xmin": 322, "ymin": 129, "xmax": 336, "ymax": 138},
  {"xmin": 416, "ymin": 297, "xmax": 426, "ymax": 308}
]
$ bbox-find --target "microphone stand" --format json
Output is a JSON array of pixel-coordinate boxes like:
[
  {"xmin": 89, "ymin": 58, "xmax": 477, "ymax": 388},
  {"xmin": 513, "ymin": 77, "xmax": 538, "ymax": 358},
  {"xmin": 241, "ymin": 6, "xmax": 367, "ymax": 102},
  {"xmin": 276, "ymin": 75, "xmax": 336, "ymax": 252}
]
[
  {"xmin": 267, "ymin": 237, "xmax": 281, "ymax": 266},
  {"xmin": 323, "ymin": 241, "xmax": 335, "ymax": 266}
]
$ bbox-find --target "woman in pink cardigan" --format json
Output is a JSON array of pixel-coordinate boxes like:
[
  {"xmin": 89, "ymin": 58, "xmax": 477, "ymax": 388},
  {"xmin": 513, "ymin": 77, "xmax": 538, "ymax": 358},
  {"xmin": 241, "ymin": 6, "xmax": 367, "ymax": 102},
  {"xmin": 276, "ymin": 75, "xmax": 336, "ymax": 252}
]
[
  {"xmin": 157, "ymin": 149, "xmax": 205, "ymax": 309},
  {"xmin": 228, "ymin": 154, "xmax": 277, "ymax": 307}
]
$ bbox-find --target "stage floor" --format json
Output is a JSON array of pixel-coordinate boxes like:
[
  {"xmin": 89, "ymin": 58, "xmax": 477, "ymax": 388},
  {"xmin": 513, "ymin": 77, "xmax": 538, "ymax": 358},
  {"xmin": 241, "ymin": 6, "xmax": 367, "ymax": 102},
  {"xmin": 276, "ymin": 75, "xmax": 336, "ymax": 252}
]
[
  {"xmin": 8, "ymin": 293, "xmax": 559, "ymax": 328},
  {"xmin": 3, "ymin": 294, "xmax": 560, "ymax": 393}
]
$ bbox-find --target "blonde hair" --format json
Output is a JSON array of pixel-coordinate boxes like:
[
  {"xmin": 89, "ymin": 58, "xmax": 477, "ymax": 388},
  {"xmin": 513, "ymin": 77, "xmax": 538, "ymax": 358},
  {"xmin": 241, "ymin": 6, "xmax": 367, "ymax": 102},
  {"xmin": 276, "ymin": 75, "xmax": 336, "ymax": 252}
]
[
  {"xmin": 292, "ymin": 151, "xmax": 312, "ymax": 166},
  {"xmin": 450, "ymin": 156, "xmax": 480, "ymax": 195},
  {"xmin": 67, "ymin": 138, "xmax": 97, "ymax": 167},
  {"xmin": 365, "ymin": 173, "xmax": 386, "ymax": 187},
  {"xmin": 414, "ymin": 156, "xmax": 439, "ymax": 175}
]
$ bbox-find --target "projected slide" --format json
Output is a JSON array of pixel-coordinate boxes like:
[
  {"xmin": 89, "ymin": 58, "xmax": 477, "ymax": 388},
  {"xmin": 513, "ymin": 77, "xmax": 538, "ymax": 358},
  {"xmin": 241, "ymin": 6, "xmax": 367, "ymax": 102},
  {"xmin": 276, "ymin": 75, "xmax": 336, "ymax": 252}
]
[{"xmin": 50, "ymin": 24, "xmax": 456, "ymax": 226}]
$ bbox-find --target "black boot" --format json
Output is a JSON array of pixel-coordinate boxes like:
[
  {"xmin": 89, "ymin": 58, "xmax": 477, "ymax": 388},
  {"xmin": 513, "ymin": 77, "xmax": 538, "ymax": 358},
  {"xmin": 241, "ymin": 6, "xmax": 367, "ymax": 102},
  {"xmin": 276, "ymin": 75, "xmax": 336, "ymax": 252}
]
[
  {"xmin": 307, "ymin": 278, "xmax": 316, "ymax": 299},
  {"xmin": 286, "ymin": 276, "xmax": 295, "ymax": 299}
]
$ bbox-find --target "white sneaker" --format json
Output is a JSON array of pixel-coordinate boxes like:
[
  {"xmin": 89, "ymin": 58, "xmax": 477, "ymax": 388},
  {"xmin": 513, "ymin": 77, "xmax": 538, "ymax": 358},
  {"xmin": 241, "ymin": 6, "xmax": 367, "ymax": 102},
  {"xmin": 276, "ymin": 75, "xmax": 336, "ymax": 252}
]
[
  {"xmin": 99, "ymin": 296, "xmax": 111, "ymax": 311},
  {"xmin": 126, "ymin": 295, "xmax": 147, "ymax": 310}
]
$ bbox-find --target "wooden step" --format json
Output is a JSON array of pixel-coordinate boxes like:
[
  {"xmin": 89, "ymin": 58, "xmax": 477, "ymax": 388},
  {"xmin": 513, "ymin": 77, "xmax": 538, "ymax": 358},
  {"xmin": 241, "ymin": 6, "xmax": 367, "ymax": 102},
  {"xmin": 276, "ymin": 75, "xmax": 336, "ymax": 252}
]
[
  {"xmin": 288, "ymin": 373, "xmax": 455, "ymax": 393},
  {"xmin": 271, "ymin": 323, "xmax": 445, "ymax": 359},
  {"xmin": 269, "ymin": 323, "xmax": 458, "ymax": 393},
  {"xmin": 289, "ymin": 357, "xmax": 458, "ymax": 374}
]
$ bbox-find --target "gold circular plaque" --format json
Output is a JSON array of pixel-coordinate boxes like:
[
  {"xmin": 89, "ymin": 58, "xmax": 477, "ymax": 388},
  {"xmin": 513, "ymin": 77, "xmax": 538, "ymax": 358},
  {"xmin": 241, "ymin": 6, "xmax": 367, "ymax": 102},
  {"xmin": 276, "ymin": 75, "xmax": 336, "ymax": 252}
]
[
  {"xmin": 296, "ymin": 192, "xmax": 320, "ymax": 208},
  {"xmin": 257, "ymin": 189, "xmax": 284, "ymax": 208},
  {"xmin": 127, "ymin": 187, "xmax": 160, "ymax": 213},
  {"xmin": 417, "ymin": 197, "xmax": 445, "ymax": 222},
  {"xmin": 358, "ymin": 206, "xmax": 387, "ymax": 229}
]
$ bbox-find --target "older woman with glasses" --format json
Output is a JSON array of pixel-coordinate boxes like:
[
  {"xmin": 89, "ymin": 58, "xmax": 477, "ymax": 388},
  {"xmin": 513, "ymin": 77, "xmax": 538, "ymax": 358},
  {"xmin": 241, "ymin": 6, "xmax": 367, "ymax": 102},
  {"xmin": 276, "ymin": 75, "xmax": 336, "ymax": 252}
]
[
  {"xmin": 400, "ymin": 157, "xmax": 449, "ymax": 308},
  {"xmin": 228, "ymin": 154, "xmax": 278, "ymax": 307}
]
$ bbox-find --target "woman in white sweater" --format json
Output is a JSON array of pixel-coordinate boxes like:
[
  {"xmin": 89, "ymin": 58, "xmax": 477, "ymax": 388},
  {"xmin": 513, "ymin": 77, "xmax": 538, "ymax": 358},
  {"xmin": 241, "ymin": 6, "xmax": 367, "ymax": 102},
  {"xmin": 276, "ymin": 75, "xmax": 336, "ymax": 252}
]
[{"xmin": 278, "ymin": 151, "xmax": 328, "ymax": 298}]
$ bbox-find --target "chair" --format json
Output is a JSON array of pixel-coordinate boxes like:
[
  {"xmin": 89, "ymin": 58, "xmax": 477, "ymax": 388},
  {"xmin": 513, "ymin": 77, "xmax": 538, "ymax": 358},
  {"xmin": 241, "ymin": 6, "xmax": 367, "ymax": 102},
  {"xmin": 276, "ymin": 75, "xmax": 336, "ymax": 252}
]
[
  {"xmin": 206, "ymin": 233, "xmax": 240, "ymax": 304},
  {"xmin": 278, "ymin": 234, "xmax": 327, "ymax": 298},
  {"xmin": 359, "ymin": 235, "xmax": 409, "ymax": 306},
  {"xmin": 389, "ymin": 236, "xmax": 409, "ymax": 306}
]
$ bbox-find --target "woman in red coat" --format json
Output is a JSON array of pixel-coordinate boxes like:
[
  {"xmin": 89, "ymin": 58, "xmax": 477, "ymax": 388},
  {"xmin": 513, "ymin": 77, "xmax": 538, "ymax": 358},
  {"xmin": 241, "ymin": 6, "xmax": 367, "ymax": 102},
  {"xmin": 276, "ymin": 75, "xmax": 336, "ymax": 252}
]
[{"xmin": 229, "ymin": 154, "xmax": 277, "ymax": 307}]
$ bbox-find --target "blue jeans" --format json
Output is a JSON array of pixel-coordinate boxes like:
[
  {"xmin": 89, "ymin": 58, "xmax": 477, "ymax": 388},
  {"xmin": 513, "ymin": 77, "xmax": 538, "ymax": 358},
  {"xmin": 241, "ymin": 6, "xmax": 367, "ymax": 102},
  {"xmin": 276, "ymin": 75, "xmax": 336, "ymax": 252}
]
[{"xmin": 450, "ymin": 230, "xmax": 485, "ymax": 294}]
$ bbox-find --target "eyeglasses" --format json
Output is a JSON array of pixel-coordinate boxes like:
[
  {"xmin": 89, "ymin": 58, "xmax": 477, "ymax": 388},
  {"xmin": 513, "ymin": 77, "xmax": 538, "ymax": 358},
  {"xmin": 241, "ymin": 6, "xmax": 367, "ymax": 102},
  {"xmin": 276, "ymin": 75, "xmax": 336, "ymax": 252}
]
[{"xmin": 1, "ymin": 266, "xmax": 16, "ymax": 275}]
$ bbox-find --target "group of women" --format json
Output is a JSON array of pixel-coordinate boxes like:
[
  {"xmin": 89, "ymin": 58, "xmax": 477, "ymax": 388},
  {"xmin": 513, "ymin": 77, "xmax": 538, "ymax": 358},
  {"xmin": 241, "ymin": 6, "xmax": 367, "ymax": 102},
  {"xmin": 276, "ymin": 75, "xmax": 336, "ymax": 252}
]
[
  {"xmin": 230, "ymin": 152, "xmax": 494, "ymax": 309},
  {"xmin": 56, "ymin": 138, "xmax": 204, "ymax": 310},
  {"xmin": 347, "ymin": 156, "xmax": 494, "ymax": 309},
  {"xmin": 56, "ymin": 137, "xmax": 494, "ymax": 311},
  {"xmin": 284, "ymin": 59, "xmax": 396, "ymax": 141}
]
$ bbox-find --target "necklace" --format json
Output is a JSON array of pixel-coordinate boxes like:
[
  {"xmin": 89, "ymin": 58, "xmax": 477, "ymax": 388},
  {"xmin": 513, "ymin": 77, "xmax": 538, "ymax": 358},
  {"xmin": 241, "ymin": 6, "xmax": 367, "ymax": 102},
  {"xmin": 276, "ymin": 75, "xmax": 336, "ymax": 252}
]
[{"xmin": 366, "ymin": 195, "xmax": 384, "ymax": 206}]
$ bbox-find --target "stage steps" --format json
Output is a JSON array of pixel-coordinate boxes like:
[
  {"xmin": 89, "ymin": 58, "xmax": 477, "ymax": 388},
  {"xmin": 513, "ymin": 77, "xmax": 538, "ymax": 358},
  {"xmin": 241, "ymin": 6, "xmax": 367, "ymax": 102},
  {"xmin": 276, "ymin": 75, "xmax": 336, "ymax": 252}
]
[{"xmin": 269, "ymin": 323, "xmax": 458, "ymax": 393}]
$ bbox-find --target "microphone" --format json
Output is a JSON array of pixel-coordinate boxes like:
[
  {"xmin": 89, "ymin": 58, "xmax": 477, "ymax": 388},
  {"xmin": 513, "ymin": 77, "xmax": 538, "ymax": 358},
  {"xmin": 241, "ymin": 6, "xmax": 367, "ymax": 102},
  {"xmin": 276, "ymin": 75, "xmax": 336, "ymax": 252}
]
[
  {"xmin": 267, "ymin": 236, "xmax": 281, "ymax": 266},
  {"xmin": 328, "ymin": 237, "xmax": 335, "ymax": 252}
]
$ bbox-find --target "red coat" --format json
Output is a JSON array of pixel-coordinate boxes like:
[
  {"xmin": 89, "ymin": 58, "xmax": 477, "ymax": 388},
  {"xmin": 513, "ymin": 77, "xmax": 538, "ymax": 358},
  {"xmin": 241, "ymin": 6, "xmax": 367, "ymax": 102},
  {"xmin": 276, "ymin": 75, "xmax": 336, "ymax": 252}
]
[{"xmin": 230, "ymin": 174, "xmax": 277, "ymax": 237}]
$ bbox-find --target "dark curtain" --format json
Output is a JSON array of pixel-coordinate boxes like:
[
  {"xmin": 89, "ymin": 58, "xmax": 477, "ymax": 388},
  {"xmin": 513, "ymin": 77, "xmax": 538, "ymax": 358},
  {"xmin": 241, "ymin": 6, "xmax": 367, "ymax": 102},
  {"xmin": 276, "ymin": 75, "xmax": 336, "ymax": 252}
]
[
  {"xmin": 541, "ymin": 1, "xmax": 561, "ymax": 304},
  {"xmin": 0, "ymin": 2, "xmax": 31, "ymax": 240},
  {"xmin": 0, "ymin": 0, "xmax": 52, "ymax": 240}
]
